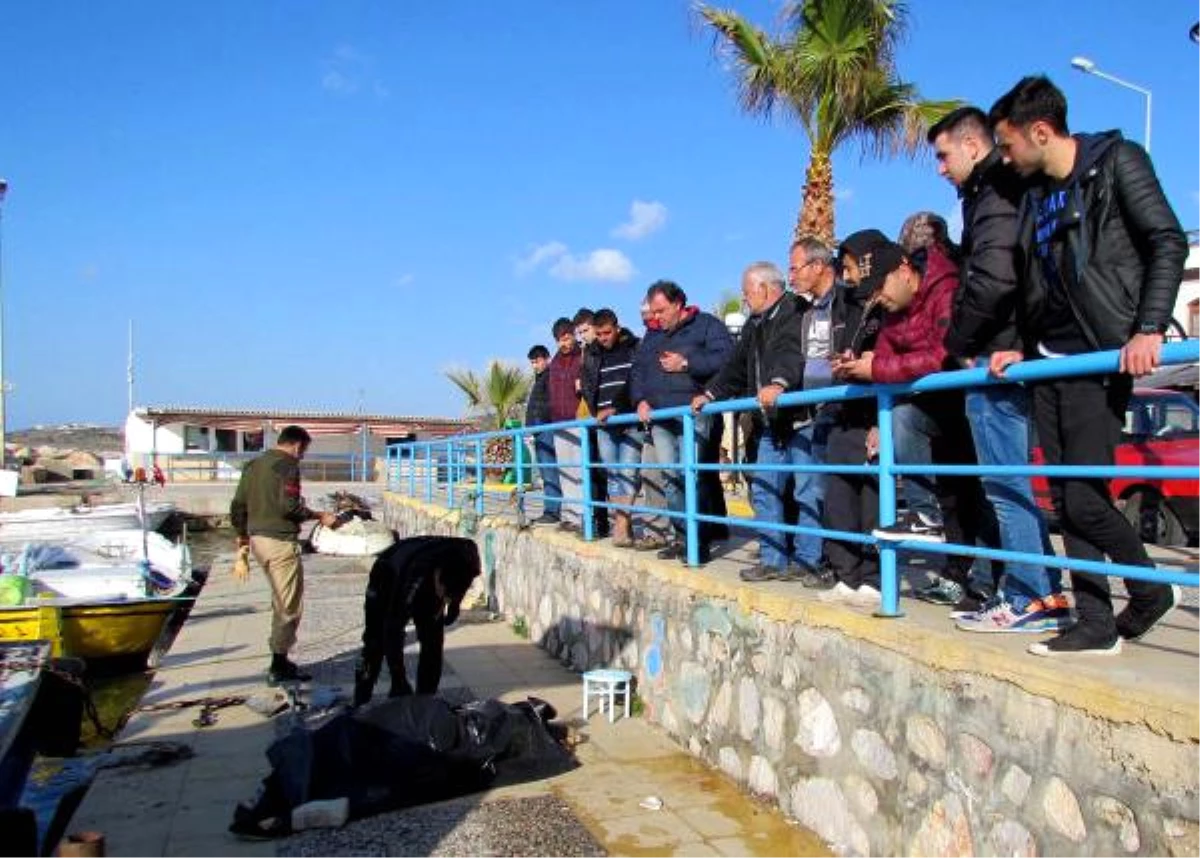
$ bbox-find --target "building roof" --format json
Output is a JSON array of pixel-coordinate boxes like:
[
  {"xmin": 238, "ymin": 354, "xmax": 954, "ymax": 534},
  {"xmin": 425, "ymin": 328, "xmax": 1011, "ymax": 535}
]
[{"xmin": 132, "ymin": 406, "xmax": 476, "ymax": 437}]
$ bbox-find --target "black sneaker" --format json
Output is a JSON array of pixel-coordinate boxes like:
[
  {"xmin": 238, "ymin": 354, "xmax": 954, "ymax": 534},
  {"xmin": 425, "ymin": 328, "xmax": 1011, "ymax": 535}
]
[
  {"xmin": 532, "ymin": 513, "xmax": 560, "ymax": 525},
  {"xmin": 1115, "ymin": 585, "xmax": 1181, "ymax": 641},
  {"xmin": 739, "ymin": 564, "xmax": 782, "ymax": 583},
  {"xmin": 657, "ymin": 543, "xmax": 685, "ymax": 561},
  {"xmin": 1027, "ymin": 623, "xmax": 1121, "ymax": 657},
  {"xmin": 794, "ymin": 564, "xmax": 837, "ymax": 590},
  {"xmin": 871, "ymin": 513, "xmax": 945, "ymax": 543},
  {"xmin": 267, "ymin": 659, "xmax": 312, "ymax": 686}
]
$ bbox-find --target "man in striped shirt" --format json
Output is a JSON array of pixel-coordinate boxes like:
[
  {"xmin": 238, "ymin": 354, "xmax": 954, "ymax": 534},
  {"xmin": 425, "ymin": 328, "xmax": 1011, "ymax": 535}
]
[{"xmin": 581, "ymin": 308, "xmax": 642, "ymax": 547}]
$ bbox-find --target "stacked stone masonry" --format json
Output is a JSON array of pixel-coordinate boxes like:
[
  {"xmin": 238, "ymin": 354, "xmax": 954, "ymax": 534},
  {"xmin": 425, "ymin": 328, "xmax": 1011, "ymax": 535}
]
[{"xmin": 384, "ymin": 496, "xmax": 1199, "ymax": 857}]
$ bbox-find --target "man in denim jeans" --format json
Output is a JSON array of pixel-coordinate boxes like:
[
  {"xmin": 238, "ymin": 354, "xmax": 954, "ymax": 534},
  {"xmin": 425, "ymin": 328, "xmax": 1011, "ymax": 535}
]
[
  {"xmin": 925, "ymin": 106, "xmax": 1067, "ymax": 633},
  {"xmin": 693, "ymin": 261, "xmax": 812, "ymax": 582},
  {"xmin": 524, "ymin": 345, "xmax": 562, "ymax": 525},
  {"xmin": 580, "ymin": 308, "xmax": 642, "ymax": 547}
]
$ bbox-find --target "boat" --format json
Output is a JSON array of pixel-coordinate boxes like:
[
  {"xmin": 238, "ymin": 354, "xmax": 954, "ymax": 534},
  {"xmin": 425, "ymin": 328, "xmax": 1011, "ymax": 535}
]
[
  {"xmin": 6, "ymin": 529, "xmax": 198, "ymax": 596},
  {"xmin": 0, "ymin": 641, "xmax": 51, "ymax": 810},
  {"xmin": 0, "ymin": 501, "xmax": 176, "ymax": 543},
  {"xmin": 0, "ymin": 597, "xmax": 180, "ymax": 668}
]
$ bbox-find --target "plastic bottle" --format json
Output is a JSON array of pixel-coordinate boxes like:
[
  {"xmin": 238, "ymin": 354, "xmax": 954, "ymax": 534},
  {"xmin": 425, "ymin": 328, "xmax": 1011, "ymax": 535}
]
[{"xmin": 290, "ymin": 797, "xmax": 350, "ymax": 831}]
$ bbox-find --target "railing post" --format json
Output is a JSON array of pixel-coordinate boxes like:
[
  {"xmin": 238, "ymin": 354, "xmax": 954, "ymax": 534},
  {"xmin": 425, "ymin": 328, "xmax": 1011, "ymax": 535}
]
[
  {"xmin": 876, "ymin": 392, "xmax": 903, "ymax": 618},
  {"xmin": 475, "ymin": 439, "xmax": 485, "ymax": 517},
  {"xmin": 580, "ymin": 427, "xmax": 594, "ymax": 542},
  {"xmin": 513, "ymin": 428, "xmax": 525, "ymax": 488},
  {"xmin": 424, "ymin": 444, "xmax": 433, "ymax": 502},
  {"xmin": 682, "ymin": 413, "xmax": 699, "ymax": 567},
  {"xmin": 446, "ymin": 441, "xmax": 456, "ymax": 508}
]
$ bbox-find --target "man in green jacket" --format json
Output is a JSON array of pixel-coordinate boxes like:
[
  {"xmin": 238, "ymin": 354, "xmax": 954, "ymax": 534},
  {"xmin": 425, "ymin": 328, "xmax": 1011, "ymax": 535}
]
[{"xmin": 231, "ymin": 425, "xmax": 339, "ymax": 684}]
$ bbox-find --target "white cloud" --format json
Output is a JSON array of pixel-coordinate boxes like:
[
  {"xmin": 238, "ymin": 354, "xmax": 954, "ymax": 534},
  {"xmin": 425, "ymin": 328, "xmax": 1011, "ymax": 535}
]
[
  {"xmin": 515, "ymin": 241, "xmax": 569, "ymax": 275},
  {"xmin": 515, "ymin": 241, "xmax": 634, "ymax": 283},
  {"xmin": 612, "ymin": 200, "xmax": 668, "ymax": 241},
  {"xmin": 395, "ymin": 273, "xmax": 415, "ymax": 287},
  {"xmin": 548, "ymin": 248, "xmax": 635, "ymax": 282},
  {"xmin": 321, "ymin": 44, "xmax": 387, "ymax": 98},
  {"xmin": 834, "ymin": 187, "xmax": 855, "ymax": 201}
]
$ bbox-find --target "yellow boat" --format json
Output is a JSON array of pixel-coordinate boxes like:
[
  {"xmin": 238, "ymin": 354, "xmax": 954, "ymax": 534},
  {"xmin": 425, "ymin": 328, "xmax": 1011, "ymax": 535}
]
[{"xmin": 0, "ymin": 598, "xmax": 180, "ymax": 666}]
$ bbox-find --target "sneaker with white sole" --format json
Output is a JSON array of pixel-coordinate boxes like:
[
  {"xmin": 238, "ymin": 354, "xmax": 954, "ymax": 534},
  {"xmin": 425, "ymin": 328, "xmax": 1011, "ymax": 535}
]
[
  {"xmin": 1115, "ymin": 584, "xmax": 1180, "ymax": 641},
  {"xmin": 911, "ymin": 577, "xmax": 963, "ymax": 606},
  {"xmin": 871, "ymin": 512, "xmax": 945, "ymax": 543},
  {"xmin": 852, "ymin": 584, "xmax": 882, "ymax": 607},
  {"xmin": 1028, "ymin": 622, "xmax": 1121, "ymax": 657},
  {"xmin": 955, "ymin": 594, "xmax": 1073, "ymax": 634},
  {"xmin": 817, "ymin": 581, "xmax": 860, "ymax": 603}
]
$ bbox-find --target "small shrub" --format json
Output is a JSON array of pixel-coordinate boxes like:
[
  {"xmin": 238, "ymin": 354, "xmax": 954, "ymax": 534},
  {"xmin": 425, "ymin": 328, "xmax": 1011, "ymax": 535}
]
[{"xmin": 511, "ymin": 615, "xmax": 529, "ymax": 639}]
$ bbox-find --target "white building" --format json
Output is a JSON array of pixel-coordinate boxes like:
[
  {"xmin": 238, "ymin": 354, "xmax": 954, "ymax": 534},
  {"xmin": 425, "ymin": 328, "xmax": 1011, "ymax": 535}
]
[{"xmin": 125, "ymin": 406, "xmax": 475, "ymax": 481}]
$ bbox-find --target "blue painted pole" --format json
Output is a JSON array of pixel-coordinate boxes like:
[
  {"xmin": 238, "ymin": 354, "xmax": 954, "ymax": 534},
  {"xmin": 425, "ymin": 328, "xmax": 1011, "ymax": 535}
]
[
  {"xmin": 513, "ymin": 428, "xmax": 526, "ymax": 487},
  {"xmin": 875, "ymin": 392, "xmax": 902, "ymax": 618},
  {"xmin": 446, "ymin": 440, "xmax": 456, "ymax": 508},
  {"xmin": 475, "ymin": 439, "xmax": 485, "ymax": 517},
  {"xmin": 580, "ymin": 429, "xmax": 594, "ymax": 542},
  {"xmin": 424, "ymin": 444, "xmax": 433, "ymax": 502},
  {"xmin": 682, "ymin": 414, "xmax": 699, "ymax": 567}
]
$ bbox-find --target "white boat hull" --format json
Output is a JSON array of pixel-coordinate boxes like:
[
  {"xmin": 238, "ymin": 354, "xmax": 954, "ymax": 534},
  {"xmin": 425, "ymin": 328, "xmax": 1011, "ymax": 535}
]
[
  {"xmin": 0, "ymin": 502, "xmax": 176, "ymax": 543},
  {"xmin": 310, "ymin": 519, "xmax": 395, "ymax": 557}
]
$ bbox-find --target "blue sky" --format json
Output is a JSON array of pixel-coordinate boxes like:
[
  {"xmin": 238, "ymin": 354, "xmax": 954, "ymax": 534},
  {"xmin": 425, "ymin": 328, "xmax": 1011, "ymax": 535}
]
[{"xmin": 2, "ymin": 1, "xmax": 1196, "ymax": 429}]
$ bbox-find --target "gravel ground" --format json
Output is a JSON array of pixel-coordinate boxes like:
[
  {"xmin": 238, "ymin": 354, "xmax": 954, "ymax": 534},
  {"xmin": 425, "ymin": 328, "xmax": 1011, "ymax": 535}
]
[{"xmin": 278, "ymin": 794, "xmax": 605, "ymax": 857}]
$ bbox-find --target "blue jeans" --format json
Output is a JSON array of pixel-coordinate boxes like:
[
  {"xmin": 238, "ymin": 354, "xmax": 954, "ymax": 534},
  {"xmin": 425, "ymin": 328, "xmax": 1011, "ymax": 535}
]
[
  {"xmin": 750, "ymin": 418, "xmax": 829, "ymax": 570},
  {"xmin": 893, "ymin": 402, "xmax": 942, "ymax": 524},
  {"xmin": 597, "ymin": 425, "xmax": 644, "ymax": 498},
  {"xmin": 649, "ymin": 414, "xmax": 713, "ymax": 541},
  {"xmin": 534, "ymin": 430, "xmax": 561, "ymax": 518},
  {"xmin": 966, "ymin": 363, "xmax": 1062, "ymax": 609}
]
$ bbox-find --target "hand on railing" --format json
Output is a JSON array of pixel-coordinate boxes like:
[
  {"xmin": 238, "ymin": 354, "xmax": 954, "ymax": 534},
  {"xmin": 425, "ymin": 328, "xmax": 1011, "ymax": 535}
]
[
  {"xmin": 988, "ymin": 351, "xmax": 1023, "ymax": 378},
  {"xmin": 1120, "ymin": 332, "xmax": 1164, "ymax": 377}
]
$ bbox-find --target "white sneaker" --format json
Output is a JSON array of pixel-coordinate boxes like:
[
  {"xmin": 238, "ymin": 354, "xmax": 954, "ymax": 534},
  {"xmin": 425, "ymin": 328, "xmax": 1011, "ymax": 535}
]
[
  {"xmin": 852, "ymin": 585, "xmax": 882, "ymax": 607},
  {"xmin": 818, "ymin": 581, "xmax": 859, "ymax": 603}
]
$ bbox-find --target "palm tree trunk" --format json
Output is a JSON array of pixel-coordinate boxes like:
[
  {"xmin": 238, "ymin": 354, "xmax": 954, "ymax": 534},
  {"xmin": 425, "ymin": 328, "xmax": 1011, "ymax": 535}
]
[{"xmin": 793, "ymin": 150, "xmax": 835, "ymax": 247}]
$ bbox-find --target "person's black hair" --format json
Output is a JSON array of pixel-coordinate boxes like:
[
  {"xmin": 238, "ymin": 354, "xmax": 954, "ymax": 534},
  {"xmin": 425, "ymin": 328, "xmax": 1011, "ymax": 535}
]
[
  {"xmin": 551, "ymin": 317, "xmax": 574, "ymax": 339},
  {"xmin": 988, "ymin": 75, "xmax": 1069, "ymax": 135},
  {"xmin": 592, "ymin": 307, "xmax": 618, "ymax": 328},
  {"xmin": 277, "ymin": 425, "xmax": 312, "ymax": 446},
  {"xmin": 927, "ymin": 106, "xmax": 989, "ymax": 144},
  {"xmin": 527, "ymin": 345, "xmax": 550, "ymax": 360},
  {"xmin": 572, "ymin": 308, "xmax": 594, "ymax": 326},
  {"xmin": 646, "ymin": 279, "xmax": 686, "ymax": 307}
]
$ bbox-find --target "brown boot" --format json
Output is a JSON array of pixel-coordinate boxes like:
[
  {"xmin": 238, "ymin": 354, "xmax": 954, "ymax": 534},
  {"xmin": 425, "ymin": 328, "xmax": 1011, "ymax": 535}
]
[{"xmin": 611, "ymin": 500, "xmax": 633, "ymax": 547}]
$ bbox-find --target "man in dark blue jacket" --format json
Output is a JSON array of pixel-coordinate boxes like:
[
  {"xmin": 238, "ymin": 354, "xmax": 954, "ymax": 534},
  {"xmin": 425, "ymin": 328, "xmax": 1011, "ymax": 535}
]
[
  {"xmin": 631, "ymin": 280, "xmax": 734, "ymax": 564},
  {"xmin": 988, "ymin": 75, "xmax": 1187, "ymax": 657},
  {"xmin": 581, "ymin": 308, "xmax": 642, "ymax": 546}
]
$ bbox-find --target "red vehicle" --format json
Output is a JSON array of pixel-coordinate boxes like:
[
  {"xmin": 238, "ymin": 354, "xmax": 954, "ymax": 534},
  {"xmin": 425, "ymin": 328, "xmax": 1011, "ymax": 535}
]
[{"xmin": 1032, "ymin": 388, "xmax": 1199, "ymax": 547}]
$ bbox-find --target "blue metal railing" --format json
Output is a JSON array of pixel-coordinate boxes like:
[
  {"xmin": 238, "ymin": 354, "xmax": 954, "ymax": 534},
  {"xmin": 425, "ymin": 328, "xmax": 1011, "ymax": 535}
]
[{"xmin": 386, "ymin": 341, "xmax": 1200, "ymax": 616}]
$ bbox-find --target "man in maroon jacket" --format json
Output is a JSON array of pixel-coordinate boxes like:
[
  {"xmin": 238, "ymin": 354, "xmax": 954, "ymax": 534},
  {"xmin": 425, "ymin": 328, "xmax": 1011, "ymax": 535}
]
[
  {"xmin": 547, "ymin": 317, "xmax": 585, "ymax": 530},
  {"xmin": 835, "ymin": 240, "xmax": 1023, "ymax": 622}
]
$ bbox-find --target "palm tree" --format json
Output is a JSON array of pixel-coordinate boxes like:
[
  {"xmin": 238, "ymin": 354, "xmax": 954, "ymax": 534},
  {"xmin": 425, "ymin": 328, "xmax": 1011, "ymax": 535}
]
[
  {"xmin": 698, "ymin": 0, "xmax": 959, "ymax": 246},
  {"xmin": 445, "ymin": 360, "xmax": 532, "ymax": 478}
]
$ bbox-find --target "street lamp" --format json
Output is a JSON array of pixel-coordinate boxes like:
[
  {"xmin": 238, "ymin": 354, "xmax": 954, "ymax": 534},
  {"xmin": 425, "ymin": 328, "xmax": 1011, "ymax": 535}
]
[{"xmin": 1070, "ymin": 56, "xmax": 1152, "ymax": 153}]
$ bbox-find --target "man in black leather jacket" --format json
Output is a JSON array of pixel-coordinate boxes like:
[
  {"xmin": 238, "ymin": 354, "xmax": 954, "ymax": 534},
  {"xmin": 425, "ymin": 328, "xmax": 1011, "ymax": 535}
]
[
  {"xmin": 693, "ymin": 260, "xmax": 811, "ymax": 583},
  {"xmin": 926, "ymin": 106, "xmax": 1065, "ymax": 633},
  {"xmin": 988, "ymin": 75, "xmax": 1187, "ymax": 657}
]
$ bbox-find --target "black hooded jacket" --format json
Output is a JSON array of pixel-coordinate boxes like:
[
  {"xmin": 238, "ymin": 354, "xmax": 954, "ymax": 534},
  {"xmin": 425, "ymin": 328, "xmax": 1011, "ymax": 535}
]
[
  {"xmin": 1014, "ymin": 131, "xmax": 1186, "ymax": 353},
  {"xmin": 945, "ymin": 148, "xmax": 1026, "ymax": 358}
]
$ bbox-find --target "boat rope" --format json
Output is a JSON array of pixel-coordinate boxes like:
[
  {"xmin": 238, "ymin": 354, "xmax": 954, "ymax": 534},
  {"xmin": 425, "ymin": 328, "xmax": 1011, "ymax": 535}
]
[
  {"xmin": 4, "ymin": 657, "xmax": 121, "ymax": 741},
  {"xmin": 133, "ymin": 694, "xmax": 248, "ymax": 730}
]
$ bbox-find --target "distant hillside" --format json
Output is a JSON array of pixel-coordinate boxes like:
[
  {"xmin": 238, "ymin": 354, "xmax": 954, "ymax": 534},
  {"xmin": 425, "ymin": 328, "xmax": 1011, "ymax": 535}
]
[{"xmin": 11, "ymin": 424, "xmax": 124, "ymax": 455}]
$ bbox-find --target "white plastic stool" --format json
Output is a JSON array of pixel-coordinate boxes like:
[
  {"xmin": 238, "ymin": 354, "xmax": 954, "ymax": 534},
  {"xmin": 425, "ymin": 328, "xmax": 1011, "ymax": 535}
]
[{"xmin": 582, "ymin": 668, "xmax": 633, "ymax": 723}]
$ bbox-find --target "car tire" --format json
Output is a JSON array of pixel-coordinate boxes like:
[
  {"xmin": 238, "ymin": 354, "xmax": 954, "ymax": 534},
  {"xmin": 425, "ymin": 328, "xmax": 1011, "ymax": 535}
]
[{"xmin": 1122, "ymin": 489, "xmax": 1188, "ymax": 547}]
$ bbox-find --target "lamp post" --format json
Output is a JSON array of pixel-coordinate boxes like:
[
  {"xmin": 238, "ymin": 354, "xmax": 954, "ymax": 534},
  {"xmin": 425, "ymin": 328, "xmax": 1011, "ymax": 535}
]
[
  {"xmin": 0, "ymin": 178, "xmax": 7, "ymax": 470},
  {"xmin": 1070, "ymin": 56, "xmax": 1152, "ymax": 153}
]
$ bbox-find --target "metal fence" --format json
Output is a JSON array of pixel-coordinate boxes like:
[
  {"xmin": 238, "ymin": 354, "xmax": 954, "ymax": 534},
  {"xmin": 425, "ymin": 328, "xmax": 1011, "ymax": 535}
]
[{"xmin": 386, "ymin": 341, "xmax": 1200, "ymax": 617}]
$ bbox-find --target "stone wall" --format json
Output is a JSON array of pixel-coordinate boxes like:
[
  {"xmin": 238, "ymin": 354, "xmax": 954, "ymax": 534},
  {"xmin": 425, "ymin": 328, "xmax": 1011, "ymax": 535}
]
[{"xmin": 383, "ymin": 496, "xmax": 1199, "ymax": 857}]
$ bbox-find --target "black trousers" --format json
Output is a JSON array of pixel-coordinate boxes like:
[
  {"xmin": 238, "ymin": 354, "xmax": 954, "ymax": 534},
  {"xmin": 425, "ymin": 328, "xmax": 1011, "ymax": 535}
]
[
  {"xmin": 823, "ymin": 423, "xmax": 879, "ymax": 589},
  {"xmin": 1033, "ymin": 374, "xmax": 1164, "ymax": 629}
]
